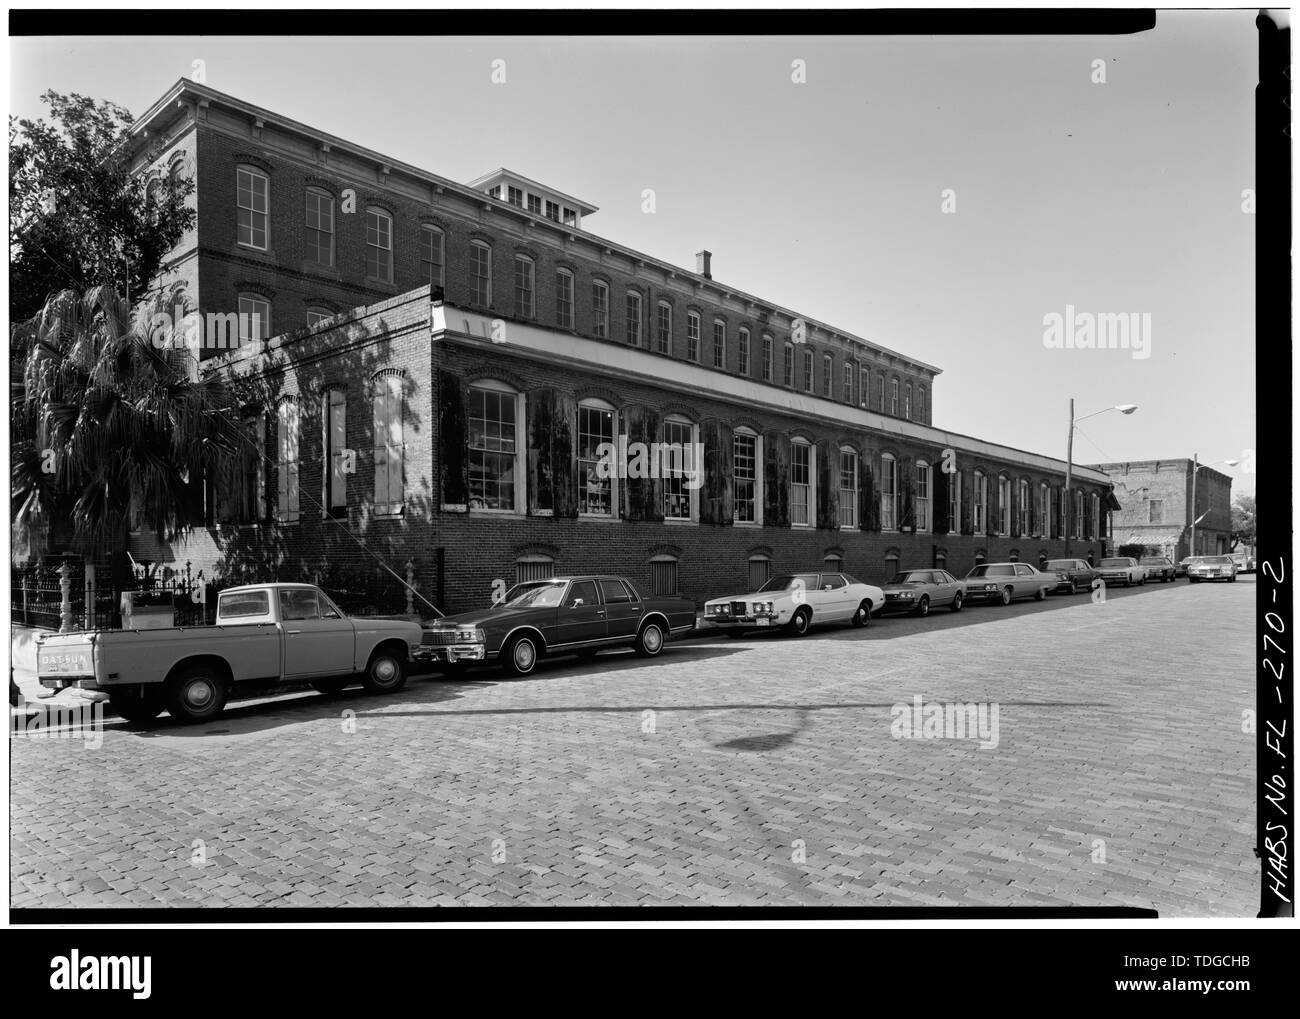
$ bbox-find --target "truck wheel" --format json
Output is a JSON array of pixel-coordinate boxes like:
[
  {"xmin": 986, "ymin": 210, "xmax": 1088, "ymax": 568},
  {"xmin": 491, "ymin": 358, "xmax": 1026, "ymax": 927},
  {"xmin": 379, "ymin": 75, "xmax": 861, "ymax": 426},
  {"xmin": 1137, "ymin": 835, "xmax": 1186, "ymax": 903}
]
[
  {"xmin": 110, "ymin": 689, "xmax": 164, "ymax": 724},
  {"xmin": 311, "ymin": 678, "xmax": 350, "ymax": 695},
  {"xmin": 851, "ymin": 599, "xmax": 873, "ymax": 627},
  {"xmin": 503, "ymin": 634, "xmax": 540, "ymax": 676},
  {"xmin": 165, "ymin": 666, "xmax": 228, "ymax": 724},
  {"xmin": 1000, "ymin": 587, "xmax": 1013, "ymax": 607},
  {"xmin": 635, "ymin": 621, "xmax": 665, "ymax": 657},
  {"xmin": 786, "ymin": 607, "xmax": 812, "ymax": 637},
  {"xmin": 361, "ymin": 649, "xmax": 407, "ymax": 694}
]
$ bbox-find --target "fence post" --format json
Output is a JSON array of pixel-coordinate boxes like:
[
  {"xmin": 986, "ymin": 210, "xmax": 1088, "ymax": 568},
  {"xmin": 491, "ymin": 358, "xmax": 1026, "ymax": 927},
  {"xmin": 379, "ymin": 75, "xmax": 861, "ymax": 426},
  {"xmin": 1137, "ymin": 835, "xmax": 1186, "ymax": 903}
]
[
  {"xmin": 59, "ymin": 563, "xmax": 73, "ymax": 633},
  {"xmin": 22, "ymin": 569, "xmax": 30, "ymax": 626},
  {"xmin": 83, "ymin": 563, "xmax": 96, "ymax": 629}
]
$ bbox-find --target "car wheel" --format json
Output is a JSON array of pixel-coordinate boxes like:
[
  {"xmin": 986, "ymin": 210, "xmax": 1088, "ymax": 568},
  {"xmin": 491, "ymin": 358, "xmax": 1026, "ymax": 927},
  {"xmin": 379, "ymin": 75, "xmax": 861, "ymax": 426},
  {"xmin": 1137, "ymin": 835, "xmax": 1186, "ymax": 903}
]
[
  {"xmin": 915, "ymin": 596, "xmax": 930, "ymax": 617},
  {"xmin": 1229, "ymin": 574, "xmax": 1237, "ymax": 583},
  {"xmin": 110, "ymin": 688, "xmax": 165, "ymax": 724},
  {"xmin": 635, "ymin": 621, "xmax": 665, "ymax": 657},
  {"xmin": 503, "ymin": 634, "xmax": 540, "ymax": 676},
  {"xmin": 1139, "ymin": 574, "xmax": 1146, "ymax": 586},
  {"xmin": 786, "ymin": 607, "xmax": 812, "ymax": 636},
  {"xmin": 1035, "ymin": 586, "xmax": 1046, "ymax": 601},
  {"xmin": 950, "ymin": 592, "xmax": 963, "ymax": 612},
  {"xmin": 165, "ymin": 665, "xmax": 228, "ymax": 724},
  {"xmin": 1000, "ymin": 586, "xmax": 1013, "ymax": 607},
  {"xmin": 361, "ymin": 648, "xmax": 407, "ymax": 694},
  {"xmin": 851, "ymin": 599, "xmax": 872, "ymax": 627},
  {"xmin": 310, "ymin": 677, "xmax": 350, "ymax": 695}
]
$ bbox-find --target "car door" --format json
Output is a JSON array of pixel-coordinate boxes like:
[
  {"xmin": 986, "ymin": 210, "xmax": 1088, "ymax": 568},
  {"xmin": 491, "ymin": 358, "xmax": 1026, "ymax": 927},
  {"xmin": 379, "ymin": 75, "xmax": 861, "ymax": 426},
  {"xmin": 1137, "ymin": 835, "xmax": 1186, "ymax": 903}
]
[
  {"xmin": 818, "ymin": 573, "xmax": 855, "ymax": 620},
  {"xmin": 1013, "ymin": 563, "xmax": 1036, "ymax": 596},
  {"xmin": 279, "ymin": 589, "xmax": 356, "ymax": 679},
  {"xmin": 554, "ymin": 579, "xmax": 608, "ymax": 647},
  {"xmin": 936, "ymin": 570, "xmax": 959, "ymax": 605},
  {"xmin": 599, "ymin": 578, "xmax": 641, "ymax": 639}
]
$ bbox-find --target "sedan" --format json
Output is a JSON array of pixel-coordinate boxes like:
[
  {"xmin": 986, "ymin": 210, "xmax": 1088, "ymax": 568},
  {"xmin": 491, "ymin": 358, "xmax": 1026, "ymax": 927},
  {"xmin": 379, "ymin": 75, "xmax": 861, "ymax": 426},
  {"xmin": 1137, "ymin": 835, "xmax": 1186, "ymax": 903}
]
[
  {"xmin": 1043, "ymin": 558, "xmax": 1099, "ymax": 594},
  {"xmin": 434, "ymin": 575, "xmax": 697, "ymax": 676},
  {"xmin": 1229, "ymin": 551, "xmax": 1256, "ymax": 574},
  {"xmin": 1096, "ymin": 557, "xmax": 1146, "ymax": 587},
  {"xmin": 704, "ymin": 571, "xmax": 884, "ymax": 636},
  {"xmin": 962, "ymin": 563, "xmax": 1056, "ymax": 606},
  {"xmin": 1188, "ymin": 556, "xmax": 1238, "ymax": 583},
  {"xmin": 879, "ymin": 569, "xmax": 965, "ymax": 616},
  {"xmin": 1139, "ymin": 556, "xmax": 1176, "ymax": 583}
]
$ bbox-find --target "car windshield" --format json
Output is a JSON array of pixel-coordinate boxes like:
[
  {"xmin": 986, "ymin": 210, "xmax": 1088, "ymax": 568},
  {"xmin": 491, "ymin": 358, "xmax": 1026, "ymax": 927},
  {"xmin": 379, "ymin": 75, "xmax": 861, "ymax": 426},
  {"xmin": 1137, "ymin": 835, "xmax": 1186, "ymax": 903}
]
[
  {"xmin": 1140, "ymin": 557, "xmax": 1168, "ymax": 564},
  {"xmin": 498, "ymin": 581, "xmax": 566, "ymax": 608},
  {"xmin": 758, "ymin": 574, "xmax": 821, "ymax": 592},
  {"xmin": 967, "ymin": 565, "xmax": 1013, "ymax": 578},
  {"xmin": 889, "ymin": 571, "xmax": 931, "ymax": 584},
  {"xmin": 1207, "ymin": 556, "xmax": 1233, "ymax": 565},
  {"xmin": 1099, "ymin": 558, "xmax": 1129, "ymax": 567},
  {"xmin": 1045, "ymin": 560, "xmax": 1075, "ymax": 570}
]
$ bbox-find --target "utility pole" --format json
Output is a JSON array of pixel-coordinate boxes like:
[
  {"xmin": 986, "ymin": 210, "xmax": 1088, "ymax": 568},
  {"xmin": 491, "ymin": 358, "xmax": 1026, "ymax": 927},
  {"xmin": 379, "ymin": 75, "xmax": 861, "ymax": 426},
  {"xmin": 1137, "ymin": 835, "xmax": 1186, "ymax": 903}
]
[
  {"xmin": 1189, "ymin": 452, "xmax": 1199, "ymax": 557},
  {"xmin": 1064, "ymin": 398, "xmax": 1074, "ymax": 556}
]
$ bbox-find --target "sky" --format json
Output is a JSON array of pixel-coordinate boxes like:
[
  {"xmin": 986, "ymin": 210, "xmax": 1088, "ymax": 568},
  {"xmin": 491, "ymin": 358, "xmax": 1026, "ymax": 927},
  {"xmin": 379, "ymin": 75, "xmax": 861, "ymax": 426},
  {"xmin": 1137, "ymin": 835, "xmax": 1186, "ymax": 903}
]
[{"xmin": 8, "ymin": 12, "xmax": 1258, "ymax": 495}]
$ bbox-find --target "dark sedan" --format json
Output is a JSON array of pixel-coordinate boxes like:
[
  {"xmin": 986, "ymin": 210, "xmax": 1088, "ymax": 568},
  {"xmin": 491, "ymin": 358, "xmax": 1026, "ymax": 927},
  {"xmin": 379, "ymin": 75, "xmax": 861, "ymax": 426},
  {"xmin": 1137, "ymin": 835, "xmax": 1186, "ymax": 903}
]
[
  {"xmin": 1139, "ymin": 556, "xmax": 1176, "ymax": 583},
  {"xmin": 1043, "ymin": 558, "xmax": 1099, "ymax": 594},
  {"xmin": 432, "ymin": 575, "xmax": 697, "ymax": 676},
  {"xmin": 879, "ymin": 569, "xmax": 965, "ymax": 616}
]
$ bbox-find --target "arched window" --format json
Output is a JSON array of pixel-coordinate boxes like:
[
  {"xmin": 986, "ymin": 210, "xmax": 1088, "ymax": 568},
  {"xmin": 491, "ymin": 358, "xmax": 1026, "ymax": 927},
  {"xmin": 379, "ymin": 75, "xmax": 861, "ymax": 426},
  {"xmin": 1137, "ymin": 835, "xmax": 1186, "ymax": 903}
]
[
  {"xmin": 662, "ymin": 415, "xmax": 698, "ymax": 522},
  {"xmin": 802, "ymin": 348, "xmax": 814, "ymax": 393},
  {"xmin": 513, "ymin": 254, "xmax": 535, "ymax": 318},
  {"xmin": 762, "ymin": 334, "xmax": 773, "ymax": 381},
  {"xmin": 1018, "ymin": 478, "xmax": 1030, "ymax": 535},
  {"xmin": 916, "ymin": 459, "xmax": 931, "ymax": 532},
  {"xmin": 738, "ymin": 328, "xmax": 751, "ymax": 375},
  {"xmin": 822, "ymin": 353, "xmax": 833, "ymax": 397},
  {"xmin": 859, "ymin": 365, "xmax": 870, "ymax": 408},
  {"xmin": 842, "ymin": 362, "xmax": 853, "ymax": 403},
  {"xmin": 823, "ymin": 553, "xmax": 844, "ymax": 573},
  {"xmin": 880, "ymin": 452, "xmax": 898, "ymax": 531},
  {"xmin": 373, "ymin": 372, "xmax": 405, "ymax": 515},
  {"xmin": 974, "ymin": 548, "xmax": 987, "ymax": 566},
  {"xmin": 890, "ymin": 377, "xmax": 900, "ymax": 416},
  {"xmin": 838, "ymin": 447, "xmax": 858, "ymax": 528},
  {"xmin": 236, "ymin": 165, "xmax": 269, "ymax": 249},
  {"xmin": 365, "ymin": 206, "xmax": 393, "ymax": 283},
  {"xmin": 948, "ymin": 468, "xmax": 961, "ymax": 535},
  {"xmin": 1091, "ymin": 493, "xmax": 1102, "ymax": 541},
  {"xmin": 1074, "ymin": 489, "xmax": 1085, "ymax": 540},
  {"xmin": 712, "ymin": 319, "xmax": 726, "ymax": 368},
  {"xmin": 577, "ymin": 399, "xmax": 616, "ymax": 517},
  {"xmin": 972, "ymin": 470, "xmax": 987, "ymax": 533},
  {"xmin": 305, "ymin": 187, "xmax": 334, "ymax": 267},
  {"xmin": 905, "ymin": 382, "xmax": 913, "ymax": 419},
  {"xmin": 783, "ymin": 341, "xmax": 795, "ymax": 387},
  {"xmin": 238, "ymin": 293, "xmax": 271, "ymax": 343},
  {"xmin": 420, "ymin": 225, "xmax": 445, "ymax": 287},
  {"xmin": 790, "ymin": 439, "xmax": 814, "ymax": 527},
  {"xmin": 686, "ymin": 311, "xmax": 701, "ymax": 362},
  {"xmin": 733, "ymin": 428, "xmax": 763, "ymax": 525},
  {"xmin": 997, "ymin": 474, "xmax": 1011, "ymax": 535},
  {"xmin": 592, "ymin": 280, "xmax": 609, "ymax": 338},
  {"xmin": 555, "ymin": 268, "xmax": 575, "ymax": 329},
  {"xmin": 468, "ymin": 379, "xmax": 522, "ymax": 512},
  {"xmin": 515, "ymin": 554, "xmax": 555, "ymax": 586},
  {"xmin": 322, "ymin": 387, "xmax": 347, "ymax": 517},
  {"xmin": 275, "ymin": 398, "xmax": 300, "ymax": 523},
  {"xmin": 917, "ymin": 386, "xmax": 927, "ymax": 423},
  {"xmin": 884, "ymin": 549, "xmax": 900, "ymax": 577},
  {"xmin": 1038, "ymin": 482, "xmax": 1050, "ymax": 538},
  {"xmin": 747, "ymin": 553, "xmax": 771, "ymax": 590},
  {"xmin": 471, "ymin": 241, "xmax": 493, "ymax": 305},
  {"xmin": 1009, "ymin": 548, "xmax": 1020, "ymax": 563},
  {"xmin": 306, "ymin": 306, "xmax": 333, "ymax": 328},
  {"xmin": 656, "ymin": 301, "xmax": 672, "ymax": 354},
  {"xmin": 649, "ymin": 554, "xmax": 679, "ymax": 596}
]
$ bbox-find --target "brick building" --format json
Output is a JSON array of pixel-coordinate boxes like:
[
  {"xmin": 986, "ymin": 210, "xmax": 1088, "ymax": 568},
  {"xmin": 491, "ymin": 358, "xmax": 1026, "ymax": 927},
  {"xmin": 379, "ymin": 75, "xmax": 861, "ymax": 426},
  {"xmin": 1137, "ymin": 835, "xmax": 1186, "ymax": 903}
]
[
  {"xmin": 123, "ymin": 79, "xmax": 1116, "ymax": 612},
  {"xmin": 1091, "ymin": 459, "xmax": 1232, "ymax": 560}
]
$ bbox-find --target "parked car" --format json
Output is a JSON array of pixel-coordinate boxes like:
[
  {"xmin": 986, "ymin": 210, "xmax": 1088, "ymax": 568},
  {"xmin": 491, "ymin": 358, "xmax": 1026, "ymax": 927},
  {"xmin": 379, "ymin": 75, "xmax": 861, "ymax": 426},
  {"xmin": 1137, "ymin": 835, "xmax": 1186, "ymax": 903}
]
[
  {"xmin": 1229, "ymin": 551, "xmax": 1256, "ymax": 574},
  {"xmin": 1187, "ymin": 555, "xmax": 1238, "ymax": 583},
  {"xmin": 436, "ymin": 575, "xmax": 696, "ymax": 677},
  {"xmin": 34, "ymin": 583, "xmax": 449, "ymax": 723},
  {"xmin": 878, "ymin": 569, "xmax": 965, "ymax": 615},
  {"xmin": 962, "ymin": 563, "xmax": 1055, "ymax": 606},
  {"xmin": 1043, "ymin": 558, "xmax": 1099, "ymax": 594},
  {"xmin": 1139, "ymin": 555, "xmax": 1177, "ymax": 583},
  {"xmin": 704, "ymin": 571, "xmax": 884, "ymax": 636},
  {"xmin": 1095, "ymin": 557, "xmax": 1146, "ymax": 587},
  {"xmin": 1176, "ymin": 556, "xmax": 1196, "ymax": 578}
]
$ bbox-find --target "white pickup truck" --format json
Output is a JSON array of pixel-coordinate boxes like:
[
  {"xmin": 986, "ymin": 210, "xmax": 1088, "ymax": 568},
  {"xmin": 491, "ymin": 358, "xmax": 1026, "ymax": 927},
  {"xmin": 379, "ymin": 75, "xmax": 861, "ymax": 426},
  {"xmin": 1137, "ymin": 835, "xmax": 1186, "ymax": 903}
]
[{"xmin": 35, "ymin": 582, "xmax": 484, "ymax": 724}]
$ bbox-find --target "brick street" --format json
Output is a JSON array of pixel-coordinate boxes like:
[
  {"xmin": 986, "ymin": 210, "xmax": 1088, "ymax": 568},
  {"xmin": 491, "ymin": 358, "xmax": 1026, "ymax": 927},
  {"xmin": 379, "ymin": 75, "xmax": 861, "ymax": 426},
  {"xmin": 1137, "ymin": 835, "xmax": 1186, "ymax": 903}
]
[{"xmin": 10, "ymin": 577, "xmax": 1257, "ymax": 913}]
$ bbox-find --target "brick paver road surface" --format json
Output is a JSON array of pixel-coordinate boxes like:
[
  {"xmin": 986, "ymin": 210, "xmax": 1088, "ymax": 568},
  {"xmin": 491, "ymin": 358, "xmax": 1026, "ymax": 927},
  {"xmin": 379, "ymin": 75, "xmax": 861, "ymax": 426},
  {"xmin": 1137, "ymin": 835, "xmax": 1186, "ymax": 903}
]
[{"xmin": 10, "ymin": 577, "xmax": 1258, "ymax": 913}]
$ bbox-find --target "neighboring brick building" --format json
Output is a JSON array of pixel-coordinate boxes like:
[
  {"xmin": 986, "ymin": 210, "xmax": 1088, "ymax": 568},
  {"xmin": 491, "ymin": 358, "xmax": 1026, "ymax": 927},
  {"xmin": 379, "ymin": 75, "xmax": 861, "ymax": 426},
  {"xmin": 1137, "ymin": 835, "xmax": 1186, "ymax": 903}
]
[
  {"xmin": 124, "ymin": 79, "xmax": 1115, "ymax": 612},
  {"xmin": 1091, "ymin": 459, "xmax": 1233, "ymax": 560}
]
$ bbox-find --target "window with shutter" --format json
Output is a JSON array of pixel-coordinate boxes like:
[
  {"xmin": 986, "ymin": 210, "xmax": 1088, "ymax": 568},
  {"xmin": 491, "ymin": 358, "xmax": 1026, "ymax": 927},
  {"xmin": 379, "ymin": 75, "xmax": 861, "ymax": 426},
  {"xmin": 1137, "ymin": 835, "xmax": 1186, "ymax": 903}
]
[
  {"xmin": 323, "ymin": 388, "xmax": 347, "ymax": 516},
  {"xmin": 373, "ymin": 374, "xmax": 405, "ymax": 515},
  {"xmin": 276, "ymin": 399, "xmax": 300, "ymax": 523}
]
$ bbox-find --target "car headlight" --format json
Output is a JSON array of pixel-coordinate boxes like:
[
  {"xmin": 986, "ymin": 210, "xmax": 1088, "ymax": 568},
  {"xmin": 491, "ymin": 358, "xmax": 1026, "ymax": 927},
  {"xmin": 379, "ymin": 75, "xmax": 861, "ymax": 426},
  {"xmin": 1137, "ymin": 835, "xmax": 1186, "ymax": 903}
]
[
  {"xmin": 984, "ymin": 583, "xmax": 998, "ymax": 591},
  {"xmin": 455, "ymin": 628, "xmax": 485, "ymax": 643}
]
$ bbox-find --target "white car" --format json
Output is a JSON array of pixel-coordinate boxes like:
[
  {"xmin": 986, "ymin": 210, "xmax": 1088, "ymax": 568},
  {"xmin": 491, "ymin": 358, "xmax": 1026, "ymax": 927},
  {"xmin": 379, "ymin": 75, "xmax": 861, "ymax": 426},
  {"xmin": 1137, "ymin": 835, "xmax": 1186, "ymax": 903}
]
[
  {"xmin": 1095, "ymin": 557, "xmax": 1147, "ymax": 587},
  {"xmin": 704, "ymin": 571, "xmax": 884, "ymax": 637}
]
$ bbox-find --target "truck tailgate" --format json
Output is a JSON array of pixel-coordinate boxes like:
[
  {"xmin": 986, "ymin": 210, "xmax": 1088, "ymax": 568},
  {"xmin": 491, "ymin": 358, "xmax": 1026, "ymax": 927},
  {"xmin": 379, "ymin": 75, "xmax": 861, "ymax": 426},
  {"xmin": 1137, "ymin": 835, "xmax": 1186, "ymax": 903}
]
[{"xmin": 36, "ymin": 634, "xmax": 98, "ymax": 685}]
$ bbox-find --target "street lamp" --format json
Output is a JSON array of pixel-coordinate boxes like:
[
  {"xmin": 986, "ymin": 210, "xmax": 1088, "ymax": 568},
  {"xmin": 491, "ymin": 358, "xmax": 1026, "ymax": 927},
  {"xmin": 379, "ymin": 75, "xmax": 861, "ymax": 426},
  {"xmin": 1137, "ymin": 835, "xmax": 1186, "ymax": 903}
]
[
  {"xmin": 1189, "ymin": 455, "xmax": 1240, "ymax": 557},
  {"xmin": 1065, "ymin": 401, "xmax": 1138, "ymax": 556}
]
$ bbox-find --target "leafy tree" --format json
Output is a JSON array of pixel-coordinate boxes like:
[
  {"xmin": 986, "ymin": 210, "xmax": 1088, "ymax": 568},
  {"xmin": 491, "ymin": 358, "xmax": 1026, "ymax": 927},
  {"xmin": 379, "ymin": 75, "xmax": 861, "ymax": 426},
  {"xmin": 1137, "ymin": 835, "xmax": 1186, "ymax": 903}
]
[
  {"xmin": 1230, "ymin": 493, "xmax": 1256, "ymax": 549},
  {"xmin": 10, "ymin": 286, "xmax": 245, "ymax": 587},
  {"xmin": 10, "ymin": 91, "xmax": 194, "ymax": 323}
]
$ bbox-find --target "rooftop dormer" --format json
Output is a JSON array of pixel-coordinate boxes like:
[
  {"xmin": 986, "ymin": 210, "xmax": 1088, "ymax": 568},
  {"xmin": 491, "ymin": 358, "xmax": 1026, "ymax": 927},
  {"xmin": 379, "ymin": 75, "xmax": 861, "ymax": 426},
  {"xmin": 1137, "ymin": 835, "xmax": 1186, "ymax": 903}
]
[{"xmin": 468, "ymin": 168, "xmax": 598, "ymax": 229}]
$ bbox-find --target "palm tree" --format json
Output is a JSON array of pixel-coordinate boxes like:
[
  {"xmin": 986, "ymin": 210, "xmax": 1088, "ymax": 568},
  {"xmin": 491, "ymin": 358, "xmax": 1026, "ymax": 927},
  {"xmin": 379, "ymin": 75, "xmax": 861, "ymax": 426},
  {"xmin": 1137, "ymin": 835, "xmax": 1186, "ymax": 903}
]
[{"xmin": 10, "ymin": 284, "xmax": 245, "ymax": 590}]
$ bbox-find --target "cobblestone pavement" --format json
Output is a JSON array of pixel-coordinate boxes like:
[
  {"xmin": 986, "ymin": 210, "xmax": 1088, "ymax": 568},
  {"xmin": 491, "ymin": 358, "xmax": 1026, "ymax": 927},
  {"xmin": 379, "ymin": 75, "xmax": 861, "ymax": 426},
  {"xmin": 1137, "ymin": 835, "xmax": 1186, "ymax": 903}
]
[{"xmin": 10, "ymin": 577, "xmax": 1257, "ymax": 913}]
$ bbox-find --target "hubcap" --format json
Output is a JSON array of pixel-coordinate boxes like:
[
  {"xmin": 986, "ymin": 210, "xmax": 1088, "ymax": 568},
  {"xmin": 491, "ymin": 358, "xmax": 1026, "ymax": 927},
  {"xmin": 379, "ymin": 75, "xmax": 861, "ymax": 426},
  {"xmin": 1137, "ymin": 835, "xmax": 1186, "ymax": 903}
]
[
  {"xmin": 515, "ymin": 641, "xmax": 535, "ymax": 670},
  {"xmin": 186, "ymin": 680, "xmax": 213, "ymax": 707},
  {"xmin": 643, "ymin": 626, "xmax": 662, "ymax": 652},
  {"xmin": 374, "ymin": 658, "xmax": 397, "ymax": 682}
]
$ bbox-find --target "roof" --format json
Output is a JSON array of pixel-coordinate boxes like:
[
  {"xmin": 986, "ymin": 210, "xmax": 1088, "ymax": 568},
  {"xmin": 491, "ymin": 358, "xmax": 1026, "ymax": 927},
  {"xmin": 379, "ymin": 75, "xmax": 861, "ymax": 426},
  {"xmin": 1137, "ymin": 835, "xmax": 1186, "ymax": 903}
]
[{"xmin": 466, "ymin": 168, "xmax": 599, "ymax": 216}]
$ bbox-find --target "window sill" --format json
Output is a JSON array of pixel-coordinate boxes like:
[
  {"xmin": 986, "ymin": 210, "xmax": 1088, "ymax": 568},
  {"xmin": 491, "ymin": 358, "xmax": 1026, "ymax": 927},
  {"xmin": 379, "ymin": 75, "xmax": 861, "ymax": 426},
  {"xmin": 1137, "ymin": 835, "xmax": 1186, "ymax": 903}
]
[{"xmin": 663, "ymin": 518, "xmax": 697, "ymax": 526}]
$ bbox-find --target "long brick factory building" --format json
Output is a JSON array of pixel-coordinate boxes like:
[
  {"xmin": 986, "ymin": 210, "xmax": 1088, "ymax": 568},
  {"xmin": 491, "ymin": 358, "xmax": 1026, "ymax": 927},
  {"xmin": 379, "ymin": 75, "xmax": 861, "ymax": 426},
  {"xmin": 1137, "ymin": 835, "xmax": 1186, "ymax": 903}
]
[{"xmin": 123, "ymin": 79, "xmax": 1118, "ymax": 612}]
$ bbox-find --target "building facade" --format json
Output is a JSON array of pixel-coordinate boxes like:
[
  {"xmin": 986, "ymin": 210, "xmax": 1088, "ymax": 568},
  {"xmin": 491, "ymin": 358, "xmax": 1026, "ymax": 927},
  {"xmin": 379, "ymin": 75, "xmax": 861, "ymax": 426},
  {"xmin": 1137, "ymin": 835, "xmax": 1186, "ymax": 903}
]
[
  {"xmin": 123, "ymin": 79, "xmax": 1116, "ymax": 612},
  {"xmin": 1092, "ymin": 459, "xmax": 1233, "ymax": 560}
]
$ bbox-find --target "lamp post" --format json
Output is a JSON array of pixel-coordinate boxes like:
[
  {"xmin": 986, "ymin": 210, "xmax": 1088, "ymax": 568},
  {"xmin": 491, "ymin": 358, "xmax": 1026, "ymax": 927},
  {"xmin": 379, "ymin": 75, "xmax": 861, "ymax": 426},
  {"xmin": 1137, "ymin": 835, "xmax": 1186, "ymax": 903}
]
[
  {"xmin": 1064, "ymin": 400, "xmax": 1137, "ymax": 556},
  {"xmin": 1189, "ymin": 455, "xmax": 1240, "ymax": 557}
]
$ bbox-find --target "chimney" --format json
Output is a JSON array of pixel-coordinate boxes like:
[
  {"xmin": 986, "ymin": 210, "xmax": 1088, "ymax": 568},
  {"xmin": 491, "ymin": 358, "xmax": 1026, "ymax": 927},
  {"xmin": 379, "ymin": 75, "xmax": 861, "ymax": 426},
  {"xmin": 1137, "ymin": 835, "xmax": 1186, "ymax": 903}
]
[{"xmin": 696, "ymin": 250, "xmax": 712, "ymax": 279}]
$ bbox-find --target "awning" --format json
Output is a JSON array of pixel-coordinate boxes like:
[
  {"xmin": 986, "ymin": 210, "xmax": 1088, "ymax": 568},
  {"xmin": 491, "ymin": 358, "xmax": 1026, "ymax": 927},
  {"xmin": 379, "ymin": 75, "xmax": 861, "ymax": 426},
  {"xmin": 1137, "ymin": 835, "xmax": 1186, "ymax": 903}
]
[
  {"xmin": 1105, "ymin": 491, "xmax": 1123, "ymax": 511},
  {"xmin": 1123, "ymin": 530, "xmax": 1183, "ymax": 547}
]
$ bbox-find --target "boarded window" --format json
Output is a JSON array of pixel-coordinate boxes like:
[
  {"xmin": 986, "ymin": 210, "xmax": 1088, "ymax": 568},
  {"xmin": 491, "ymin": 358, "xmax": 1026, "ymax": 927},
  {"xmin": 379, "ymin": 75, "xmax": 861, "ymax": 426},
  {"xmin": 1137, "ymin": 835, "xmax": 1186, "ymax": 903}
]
[{"xmin": 650, "ymin": 557, "xmax": 679, "ymax": 596}]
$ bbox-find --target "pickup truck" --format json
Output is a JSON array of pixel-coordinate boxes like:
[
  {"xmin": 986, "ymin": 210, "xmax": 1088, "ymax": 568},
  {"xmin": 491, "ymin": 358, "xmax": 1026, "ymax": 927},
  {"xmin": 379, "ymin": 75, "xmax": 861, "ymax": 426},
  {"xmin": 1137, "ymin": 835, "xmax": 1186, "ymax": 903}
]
[{"xmin": 35, "ymin": 583, "xmax": 484, "ymax": 724}]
